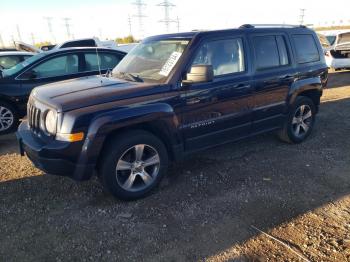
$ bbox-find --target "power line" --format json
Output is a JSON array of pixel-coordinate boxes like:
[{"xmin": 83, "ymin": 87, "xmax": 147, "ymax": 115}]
[
  {"xmin": 157, "ymin": 0, "xmax": 176, "ymax": 33},
  {"xmin": 299, "ymin": 8, "xmax": 306, "ymax": 25},
  {"xmin": 133, "ymin": 0, "xmax": 147, "ymax": 38}
]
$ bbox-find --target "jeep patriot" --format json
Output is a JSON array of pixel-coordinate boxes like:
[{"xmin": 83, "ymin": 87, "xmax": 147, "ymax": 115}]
[{"xmin": 17, "ymin": 24, "xmax": 328, "ymax": 199}]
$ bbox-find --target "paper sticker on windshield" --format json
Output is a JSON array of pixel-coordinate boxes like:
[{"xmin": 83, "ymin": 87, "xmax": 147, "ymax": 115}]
[{"xmin": 159, "ymin": 51, "xmax": 182, "ymax": 76}]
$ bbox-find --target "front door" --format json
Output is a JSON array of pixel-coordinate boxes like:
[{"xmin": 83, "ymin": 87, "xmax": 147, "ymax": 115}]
[{"xmin": 180, "ymin": 37, "xmax": 254, "ymax": 151}]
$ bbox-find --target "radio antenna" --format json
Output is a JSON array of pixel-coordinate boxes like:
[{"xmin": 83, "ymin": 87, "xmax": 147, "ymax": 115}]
[{"xmin": 95, "ymin": 46, "xmax": 103, "ymax": 85}]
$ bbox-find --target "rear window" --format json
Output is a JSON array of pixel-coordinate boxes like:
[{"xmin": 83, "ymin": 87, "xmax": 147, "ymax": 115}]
[
  {"xmin": 61, "ymin": 40, "xmax": 97, "ymax": 48},
  {"xmin": 253, "ymin": 35, "xmax": 289, "ymax": 70},
  {"xmin": 338, "ymin": 32, "xmax": 350, "ymax": 44},
  {"xmin": 292, "ymin": 34, "xmax": 320, "ymax": 64}
]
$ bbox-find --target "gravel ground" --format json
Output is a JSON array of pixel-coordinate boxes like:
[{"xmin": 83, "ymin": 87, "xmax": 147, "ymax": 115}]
[{"xmin": 1, "ymin": 71, "xmax": 350, "ymax": 262}]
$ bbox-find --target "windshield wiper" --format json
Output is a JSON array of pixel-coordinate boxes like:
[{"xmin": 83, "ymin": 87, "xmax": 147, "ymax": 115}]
[{"xmin": 115, "ymin": 72, "xmax": 143, "ymax": 82}]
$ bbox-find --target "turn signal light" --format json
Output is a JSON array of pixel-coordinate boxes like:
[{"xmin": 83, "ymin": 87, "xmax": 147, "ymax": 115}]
[{"xmin": 56, "ymin": 132, "xmax": 85, "ymax": 142}]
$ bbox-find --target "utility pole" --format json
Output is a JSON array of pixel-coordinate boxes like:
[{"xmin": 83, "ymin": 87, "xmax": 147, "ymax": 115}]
[
  {"xmin": 157, "ymin": 0, "xmax": 176, "ymax": 33},
  {"xmin": 0, "ymin": 33, "xmax": 4, "ymax": 48},
  {"xmin": 133, "ymin": 0, "xmax": 147, "ymax": 39},
  {"xmin": 176, "ymin": 16, "xmax": 180, "ymax": 32},
  {"xmin": 299, "ymin": 8, "xmax": 306, "ymax": 25},
  {"xmin": 44, "ymin": 17, "xmax": 56, "ymax": 43},
  {"xmin": 63, "ymin": 17, "xmax": 72, "ymax": 40},
  {"xmin": 16, "ymin": 25, "xmax": 22, "ymax": 41},
  {"xmin": 128, "ymin": 15, "xmax": 132, "ymax": 36}
]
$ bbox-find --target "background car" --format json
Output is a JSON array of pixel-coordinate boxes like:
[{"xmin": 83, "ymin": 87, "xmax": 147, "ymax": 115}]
[
  {"xmin": 0, "ymin": 51, "xmax": 34, "ymax": 70},
  {"xmin": 323, "ymin": 31, "xmax": 350, "ymax": 70},
  {"xmin": 0, "ymin": 47, "xmax": 126, "ymax": 134}
]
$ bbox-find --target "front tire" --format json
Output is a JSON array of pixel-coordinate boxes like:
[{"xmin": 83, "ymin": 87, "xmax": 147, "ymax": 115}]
[
  {"xmin": 278, "ymin": 96, "xmax": 316, "ymax": 144},
  {"xmin": 0, "ymin": 101, "xmax": 19, "ymax": 135},
  {"xmin": 98, "ymin": 130, "xmax": 169, "ymax": 200}
]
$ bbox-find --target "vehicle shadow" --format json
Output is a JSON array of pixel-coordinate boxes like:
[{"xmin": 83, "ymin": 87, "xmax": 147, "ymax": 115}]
[
  {"xmin": 1, "ymin": 98, "xmax": 350, "ymax": 261},
  {"xmin": 0, "ymin": 133, "xmax": 18, "ymax": 156},
  {"xmin": 327, "ymin": 70, "xmax": 350, "ymax": 89}
]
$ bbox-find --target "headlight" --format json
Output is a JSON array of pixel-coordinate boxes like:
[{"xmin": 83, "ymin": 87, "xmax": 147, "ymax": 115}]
[{"xmin": 45, "ymin": 110, "xmax": 57, "ymax": 135}]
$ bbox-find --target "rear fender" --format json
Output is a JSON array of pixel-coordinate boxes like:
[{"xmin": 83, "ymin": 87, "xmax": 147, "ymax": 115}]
[{"xmin": 288, "ymin": 77, "xmax": 322, "ymax": 106}]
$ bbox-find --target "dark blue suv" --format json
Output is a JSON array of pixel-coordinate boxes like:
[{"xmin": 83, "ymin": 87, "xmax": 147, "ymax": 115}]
[{"xmin": 17, "ymin": 25, "xmax": 328, "ymax": 200}]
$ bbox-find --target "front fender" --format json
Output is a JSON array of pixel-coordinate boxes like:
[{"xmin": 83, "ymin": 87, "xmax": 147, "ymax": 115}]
[
  {"xmin": 81, "ymin": 103, "xmax": 181, "ymax": 167},
  {"xmin": 288, "ymin": 76, "xmax": 322, "ymax": 106}
]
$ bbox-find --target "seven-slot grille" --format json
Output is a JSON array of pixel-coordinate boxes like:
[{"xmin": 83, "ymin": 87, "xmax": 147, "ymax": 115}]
[{"xmin": 28, "ymin": 104, "xmax": 42, "ymax": 132}]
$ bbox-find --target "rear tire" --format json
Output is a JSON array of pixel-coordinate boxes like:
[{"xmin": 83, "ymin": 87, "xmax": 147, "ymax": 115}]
[
  {"xmin": 278, "ymin": 96, "xmax": 316, "ymax": 144},
  {"xmin": 0, "ymin": 101, "xmax": 19, "ymax": 135},
  {"xmin": 98, "ymin": 130, "xmax": 169, "ymax": 200}
]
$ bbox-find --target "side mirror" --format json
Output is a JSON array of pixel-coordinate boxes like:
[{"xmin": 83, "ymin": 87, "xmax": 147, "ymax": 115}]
[
  {"xmin": 182, "ymin": 65, "xmax": 214, "ymax": 86},
  {"xmin": 22, "ymin": 70, "xmax": 37, "ymax": 80}
]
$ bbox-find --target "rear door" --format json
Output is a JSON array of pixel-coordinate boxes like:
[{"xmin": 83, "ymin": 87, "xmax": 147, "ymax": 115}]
[
  {"xmin": 180, "ymin": 36, "xmax": 254, "ymax": 151},
  {"xmin": 249, "ymin": 33, "xmax": 296, "ymax": 132}
]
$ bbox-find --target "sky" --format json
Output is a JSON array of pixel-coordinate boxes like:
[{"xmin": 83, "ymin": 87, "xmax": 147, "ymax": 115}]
[{"xmin": 1, "ymin": 0, "xmax": 350, "ymax": 46}]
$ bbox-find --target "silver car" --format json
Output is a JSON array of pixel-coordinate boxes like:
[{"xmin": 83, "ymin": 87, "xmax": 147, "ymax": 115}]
[{"xmin": 323, "ymin": 31, "xmax": 350, "ymax": 70}]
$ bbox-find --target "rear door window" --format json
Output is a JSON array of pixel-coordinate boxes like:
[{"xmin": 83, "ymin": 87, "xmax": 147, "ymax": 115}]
[
  {"xmin": 253, "ymin": 36, "xmax": 280, "ymax": 69},
  {"xmin": 84, "ymin": 53, "xmax": 122, "ymax": 71},
  {"xmin": 292, "ymin": 34, "xmax": 320, "ymax": 64}
]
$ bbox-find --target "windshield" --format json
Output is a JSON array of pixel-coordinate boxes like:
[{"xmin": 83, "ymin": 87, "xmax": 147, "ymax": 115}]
[
  {"xmin": 2, "ymin": 53, "xmax": 46, "ymax": 77},
  {"xmin": 112, "ymin": 39, "xmax": 189, "ymax": 83},
  {"xmin": 326, "ymin": 35, "xmax": 336, "ymax": 46}
]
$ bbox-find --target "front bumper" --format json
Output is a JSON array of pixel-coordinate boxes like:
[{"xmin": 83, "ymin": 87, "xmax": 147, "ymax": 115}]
[{"xmin": 16, "ymin": 121, "xmax": 95, "ymax": 181}]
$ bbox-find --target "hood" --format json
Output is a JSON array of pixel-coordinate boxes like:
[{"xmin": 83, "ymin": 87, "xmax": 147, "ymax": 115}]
[{"xmin": 32, "ymin": 76, "xmax": 169, "ymax": 112}]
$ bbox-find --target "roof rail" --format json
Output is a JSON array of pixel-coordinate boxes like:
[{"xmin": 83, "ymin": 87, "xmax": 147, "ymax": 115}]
[{"xmin": 239, "ymin": 24, "xmax": 306, "ymax": 29}]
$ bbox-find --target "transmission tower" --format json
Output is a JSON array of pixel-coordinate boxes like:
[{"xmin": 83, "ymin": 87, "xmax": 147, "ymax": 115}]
[
  {"xmin": 30, "ymin": 33, "xmax": 35, "ymax": 45},
  {"xmin": 133, "ymin": 0, "xmax": 147, "ymax": 38},
  {"xmin": 63, "ymin": 17, "xmax": 72, "ymax": 39},
  {"xmin": 157, "ymin": 0, "xmax": 176, "ymax": 33},
  {"xmin": 16, "ymin": 25, "xmax": 22, "ymax": 41},
  {"xmin": 299, "ymin": 8, "xmax": 306, "ymax": 25},
  {"xmin": 128, "ymin": 15, "xmax": 132, "ymax": 36},
  {"xmin": 44, "ymin": 17, "xmax": 56, "ymax": 43}
]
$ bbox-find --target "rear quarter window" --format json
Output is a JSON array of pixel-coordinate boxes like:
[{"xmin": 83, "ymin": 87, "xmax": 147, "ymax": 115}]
[{"xmin": 292, "ymin": 34, "xmax": 320, "ymax": 64}]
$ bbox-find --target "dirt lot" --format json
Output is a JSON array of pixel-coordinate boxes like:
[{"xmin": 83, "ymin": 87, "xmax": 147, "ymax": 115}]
[{"xmin": 1, "ymin": 71, "xmax": 350, "ymax": 262}]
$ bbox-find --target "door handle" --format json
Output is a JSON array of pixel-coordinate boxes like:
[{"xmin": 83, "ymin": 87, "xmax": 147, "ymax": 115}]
[
  {"xmin": 186, "ymin": 98, "xmax": 201, "ymax": 105},
  {"xmin": 281, "ymin": 75, "xmax": 293, "ymax": 80},
  {"xmin": 235, "ymin": 84, "xmax": 251, "ymax": 90}
]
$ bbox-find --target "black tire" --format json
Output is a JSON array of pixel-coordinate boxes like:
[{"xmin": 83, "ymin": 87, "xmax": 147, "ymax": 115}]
[
  {"xmin": 278, "ymin": 96, "xmax": 316, "ymax": 144},
  {"xmin": 98, "ymin": 130, "xmax": 169, "ymax": 200},
  {"xmin": 0, "ymin": 101, "xmax": 19, "ymax": 135}
]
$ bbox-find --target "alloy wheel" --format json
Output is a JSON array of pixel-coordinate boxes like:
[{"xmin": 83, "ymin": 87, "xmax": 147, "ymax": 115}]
[
  {"xmin": 115, "ymin": 144, "xmax": 161, "ymax": 192},
  {"xmin": 292, "ymin": 104, "xmax": 313, "ymax": 137},
  {"xmin": 0, "ymin": 106, "xmax": 14, "ymax": 132}
]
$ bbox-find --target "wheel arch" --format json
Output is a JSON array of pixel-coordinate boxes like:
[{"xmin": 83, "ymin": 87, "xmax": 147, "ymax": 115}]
[{"xmin": 288, "ymin": 77, "xmax": 323, "ymax": 110}]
